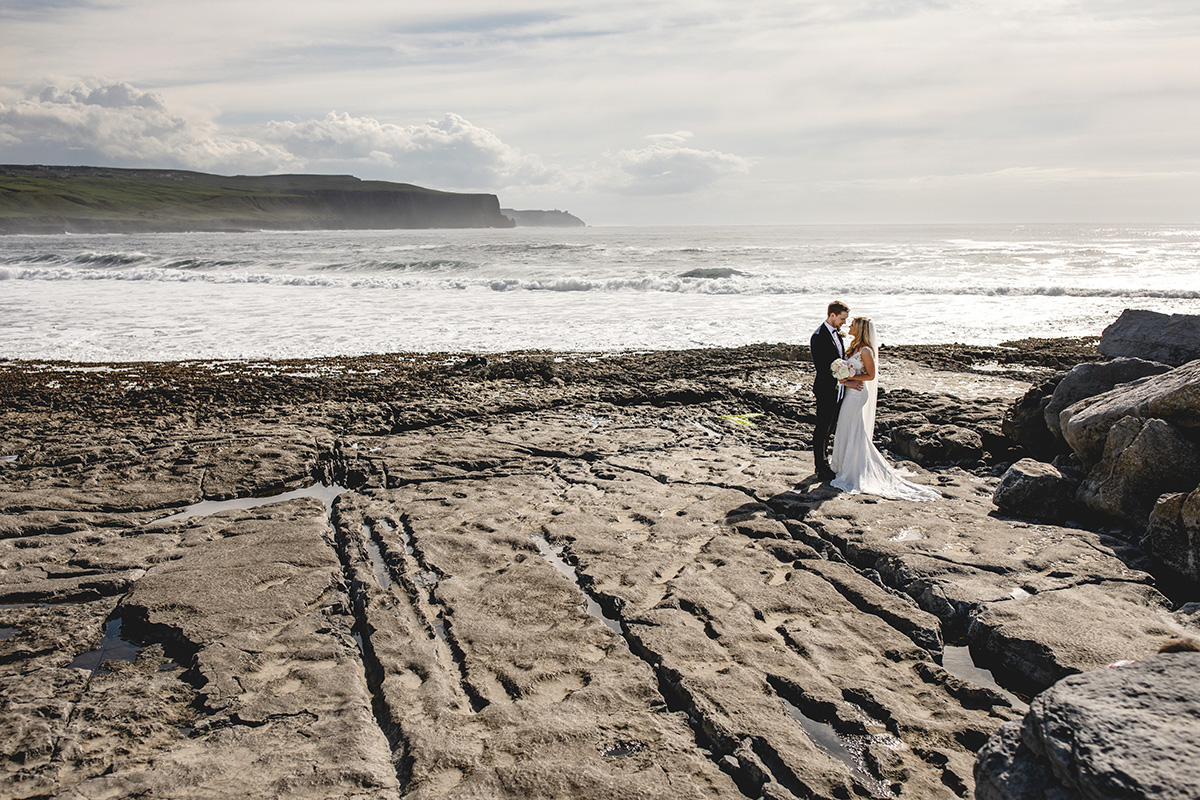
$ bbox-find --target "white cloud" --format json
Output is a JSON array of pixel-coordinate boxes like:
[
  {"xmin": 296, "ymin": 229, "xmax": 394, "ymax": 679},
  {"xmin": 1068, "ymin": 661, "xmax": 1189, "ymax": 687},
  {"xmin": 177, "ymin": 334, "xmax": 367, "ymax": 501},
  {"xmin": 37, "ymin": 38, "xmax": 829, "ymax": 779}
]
[
  {"xmin": 252, "ymin": 111, "xmax": 559, "ymax": 189},
  {"xmin": 605, "ymin": 135, "xmax": 752, "ymax": 195},
  {"xmin": 0, "ymin": 80, "xmax": 759, "ymax": 201},
  {"xmin": 0, "ymin": 81, "xmax": 290, "ymax": 172},
  {"xmin": 38, "ymin": 80, "xmax": 165, "ymax": 110},
  {"xmin": 0, "ymin": 83, "xmax": 563, "ymax": 189}
]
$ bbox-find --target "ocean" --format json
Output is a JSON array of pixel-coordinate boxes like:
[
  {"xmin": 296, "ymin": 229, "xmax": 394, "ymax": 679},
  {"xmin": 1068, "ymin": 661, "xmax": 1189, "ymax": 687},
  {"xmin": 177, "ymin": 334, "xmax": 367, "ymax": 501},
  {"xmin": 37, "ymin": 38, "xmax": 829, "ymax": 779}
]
[{"xmin": 2, "ymin": 224, "xmax": 1198, "ymax": 363}]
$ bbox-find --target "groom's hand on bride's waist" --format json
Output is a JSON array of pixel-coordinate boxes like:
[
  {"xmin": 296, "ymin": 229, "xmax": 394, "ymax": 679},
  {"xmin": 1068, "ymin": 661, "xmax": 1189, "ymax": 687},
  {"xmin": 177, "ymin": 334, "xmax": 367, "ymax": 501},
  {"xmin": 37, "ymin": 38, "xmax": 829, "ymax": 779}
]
[{"xmin": 841, "ymin": 379, "xmax": 864, "ymax": 391}]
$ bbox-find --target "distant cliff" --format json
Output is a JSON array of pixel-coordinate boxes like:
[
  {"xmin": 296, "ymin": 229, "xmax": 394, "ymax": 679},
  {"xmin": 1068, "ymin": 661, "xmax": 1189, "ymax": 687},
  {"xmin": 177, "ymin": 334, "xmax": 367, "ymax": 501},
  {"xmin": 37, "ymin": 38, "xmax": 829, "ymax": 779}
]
[
  {"xmin": 0, "ymin": 165, "xmax": 516, "ymax": 234},
  {"xmin": 501, "ymin": 208, "xmax": 586, "ymax": 227}
]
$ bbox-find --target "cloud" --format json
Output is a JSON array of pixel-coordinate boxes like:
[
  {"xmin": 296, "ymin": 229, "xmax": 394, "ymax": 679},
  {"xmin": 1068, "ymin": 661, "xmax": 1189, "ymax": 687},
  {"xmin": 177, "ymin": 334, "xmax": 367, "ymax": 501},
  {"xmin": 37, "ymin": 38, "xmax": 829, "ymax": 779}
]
[
  {"xmin": 0, "ymin": 81, "xmax": 290, "ymax": 172},
  {"xmin": 605, "ymin": 134, "xmax": 752, "ymax": 195},
  {"xmin": 2, "ymin": 80, "xmax": 760, "ymax": 200},
  {"xmin": 0, "ymin": 82, "xmax": 562, "ymax": 190},
  {"xmin": 38, "ymin": 80, "xmax": 165, "ymax": 110},
  {"xmin": 252, "ymin": 111, "xmax": 559, "ymax": 189}
]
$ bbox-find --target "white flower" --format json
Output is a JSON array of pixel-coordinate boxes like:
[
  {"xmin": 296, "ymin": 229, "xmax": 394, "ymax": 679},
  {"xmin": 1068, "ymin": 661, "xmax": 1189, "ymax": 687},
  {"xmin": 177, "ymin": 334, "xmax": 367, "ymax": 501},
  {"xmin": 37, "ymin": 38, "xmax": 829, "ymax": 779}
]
[{"xmin": 831, "ymin": 358, "xmax": 854, "ymax": 380}]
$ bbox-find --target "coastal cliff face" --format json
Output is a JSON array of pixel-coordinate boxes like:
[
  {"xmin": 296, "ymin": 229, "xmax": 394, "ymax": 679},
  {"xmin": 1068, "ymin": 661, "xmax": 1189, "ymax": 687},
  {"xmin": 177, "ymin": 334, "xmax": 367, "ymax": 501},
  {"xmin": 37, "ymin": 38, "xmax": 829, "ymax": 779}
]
[
  {"xmin": 500, "ymin": 208, "xmax": 586, "ymax": 227},
  {"xmin": 0, "ymin": 165, "xmax": 516, "ymax": 233}
]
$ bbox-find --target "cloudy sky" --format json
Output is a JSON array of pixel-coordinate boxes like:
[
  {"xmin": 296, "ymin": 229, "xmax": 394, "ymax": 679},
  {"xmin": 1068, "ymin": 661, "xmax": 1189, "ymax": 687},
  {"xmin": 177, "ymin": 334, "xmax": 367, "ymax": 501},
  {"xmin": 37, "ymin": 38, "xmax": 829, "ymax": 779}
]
[{"xmin": 2, "ymin": 1, "xmax": 1198, "ymax": 225}]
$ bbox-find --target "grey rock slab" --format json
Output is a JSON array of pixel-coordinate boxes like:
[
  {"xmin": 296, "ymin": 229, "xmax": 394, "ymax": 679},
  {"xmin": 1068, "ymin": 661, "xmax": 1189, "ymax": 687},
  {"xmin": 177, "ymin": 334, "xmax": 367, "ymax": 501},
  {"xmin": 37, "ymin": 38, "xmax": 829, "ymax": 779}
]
[
  {"xmin": 0, "ymin": 507, "xmax": 165, "ymax": 539},
  {"xmin": 1143, "ymin": 487, "xmax": 1200, "ymax": 582},
  {"xmin": 111, "ymin": 496, "xmax": 403, "ymax": 799},
  {"xmin": 195, "ymin": 425, "xmax": 331, "ymax": 499},
  {"xmin": 0, "ymin": 478, "xmax": 203, "ymax": 517},
  {"xmin": 1021, "ymin": 651, "xmax": 1200, "ymax": 800},
  {"xmin": 799, "ymin": 474, "xmax": 1177, "ymax": 691},
  {"xmin": 993, "ymin": 459, "xmax": 1082, "ymax": 524},
  {"xmin": 890, "ymin": 423, "xmax": 985, "ymax": 466},
  {"xmin": 1099, "ymin": 309, "xmax": 1200, "ymax": 366},
  {"xmin": 120, "ymin": 497, "xmax": 341, "ymax": 646},
  {"xmin": 355, "ymin": 405, "xmax": 713, "ymax": 487},
  {"xmin": 0, "ymin": 599, "xmax": 118, "ymax": 795},
  {"xmin": 1061, "ymin": 359, "xmax": 1200, "ymax": 467},
  {"xmin": 0, "ymin": 569, "xmax": 146, "ymax": 604},
  {"xmin": 967, "ymin": 582, "xmax": 1188, "ymax": 693},
  {"xmin": 1075, "ymin": 417, "xmax": 1200, "ymax": 528},
  {"xmin": 343, "ymin": 479, "xmax": 742, "ymax": 800},
  {"xmin": 974, "ymin": 720, "xmax": 1083, "ymax": 800},
  {"xmin": 1044, "ymin": 358, "xmax": 1171, "ymax": 440},
  {"xmin": 798, "ymin": 558, "xmax": 945, "ymax": 653},
  {"xmin": 541, "ymin": 458, "xmax": 1019, "ymax": 798}
]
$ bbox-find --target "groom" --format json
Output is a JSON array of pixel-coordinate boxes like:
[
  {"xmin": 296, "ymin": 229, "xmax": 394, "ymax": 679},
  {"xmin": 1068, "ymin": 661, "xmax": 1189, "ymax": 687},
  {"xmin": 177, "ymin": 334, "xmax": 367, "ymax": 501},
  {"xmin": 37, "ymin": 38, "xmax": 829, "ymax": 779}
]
[{"xmin": 810, "ymin": 300, "xmax": 855, "ymax": 481}]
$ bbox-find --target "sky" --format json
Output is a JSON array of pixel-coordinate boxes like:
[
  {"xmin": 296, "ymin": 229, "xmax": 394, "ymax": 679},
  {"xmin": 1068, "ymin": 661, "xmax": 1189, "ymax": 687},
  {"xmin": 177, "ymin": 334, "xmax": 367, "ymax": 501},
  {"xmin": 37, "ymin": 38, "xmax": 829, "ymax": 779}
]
[{"xmin": 1, "ymin": 0, "xmax": 1198, "ymax": 226}]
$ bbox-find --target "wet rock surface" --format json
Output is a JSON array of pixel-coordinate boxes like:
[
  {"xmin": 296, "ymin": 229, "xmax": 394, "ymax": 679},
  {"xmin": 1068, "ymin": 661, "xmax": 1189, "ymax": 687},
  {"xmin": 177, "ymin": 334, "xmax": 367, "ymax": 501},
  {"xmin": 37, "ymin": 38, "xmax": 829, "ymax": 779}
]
[{"xmin": 1, "ymin": 338, "xmax": 1195, "ymax": 800}]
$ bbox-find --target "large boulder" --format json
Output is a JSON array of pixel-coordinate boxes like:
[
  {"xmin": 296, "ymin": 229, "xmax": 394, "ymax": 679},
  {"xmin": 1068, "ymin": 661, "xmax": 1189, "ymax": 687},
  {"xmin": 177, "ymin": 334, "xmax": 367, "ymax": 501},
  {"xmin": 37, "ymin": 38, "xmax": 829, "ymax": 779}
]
[
  {"xmin": 1044, "ymin": 358, "xmax": 1171, "ymax": 440},
  {"xmin": 1143, "ymin": 488, "xmax": 1200, "ymax": 583},
  {"xmin": 1060, "ymin": 360, "xmax": 1200, "ymax": 468},
  {"xmin": 1001, "ymin": 378, "xmax": 1065, "ymax": 460},
  {"xmin": 1075, "ymin": 418, "xmax": 1200, "ymax": 527},
  {"xmin": 890, "ymin": 423, "xmax": 984, "ymax": 466},
  {"xmin": 1100, "ymin": 309, "xmax": 1200, "ymax": 366},
  {"xmin": 993, "ymin": 458, "xmax": 1082, "ymax": 523},
  {"xmin": 975, "ymin": 651, "xmax": 1200, "ymax": 800}
]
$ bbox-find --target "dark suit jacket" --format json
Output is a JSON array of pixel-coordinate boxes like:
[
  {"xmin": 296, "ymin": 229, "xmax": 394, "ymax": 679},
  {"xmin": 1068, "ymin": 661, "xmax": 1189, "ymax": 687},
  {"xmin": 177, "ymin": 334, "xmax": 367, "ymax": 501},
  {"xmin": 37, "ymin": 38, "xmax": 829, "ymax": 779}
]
[{"xmin": 810, "ymin": 324, "xmax": 843, "ymax": 403}]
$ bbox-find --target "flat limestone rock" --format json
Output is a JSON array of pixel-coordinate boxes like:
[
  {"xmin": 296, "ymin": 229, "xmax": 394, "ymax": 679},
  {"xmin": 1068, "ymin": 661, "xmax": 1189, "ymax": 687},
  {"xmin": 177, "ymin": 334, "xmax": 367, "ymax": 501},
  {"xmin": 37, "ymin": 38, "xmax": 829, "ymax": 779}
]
[
  {"xmin": 2, "ymin": 343, "xmax": 1194, "ymax": 800},
  {"xmin": 968, "ymin": 582, "xmax": 1186, "ymax": 693},
  {"xmin": 798, "ymin": 472, "xmax": 1192, "ymax": 692}
]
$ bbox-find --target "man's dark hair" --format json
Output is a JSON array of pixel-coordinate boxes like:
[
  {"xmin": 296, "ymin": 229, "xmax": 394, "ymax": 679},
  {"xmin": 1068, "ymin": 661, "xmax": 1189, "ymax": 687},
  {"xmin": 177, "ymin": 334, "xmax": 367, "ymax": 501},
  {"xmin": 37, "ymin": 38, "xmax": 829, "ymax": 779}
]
[{"xmin": 827, "ymin": 300, "xmax": 849, "ymax": 315}]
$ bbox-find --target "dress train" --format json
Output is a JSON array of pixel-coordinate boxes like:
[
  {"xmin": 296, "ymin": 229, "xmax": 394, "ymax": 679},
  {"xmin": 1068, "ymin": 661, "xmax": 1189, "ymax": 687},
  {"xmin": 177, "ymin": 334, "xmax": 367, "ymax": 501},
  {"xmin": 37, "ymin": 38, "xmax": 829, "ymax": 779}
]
[{"xmin": 830, "ymin": 348, "xmax": 940, "ymax": 501}]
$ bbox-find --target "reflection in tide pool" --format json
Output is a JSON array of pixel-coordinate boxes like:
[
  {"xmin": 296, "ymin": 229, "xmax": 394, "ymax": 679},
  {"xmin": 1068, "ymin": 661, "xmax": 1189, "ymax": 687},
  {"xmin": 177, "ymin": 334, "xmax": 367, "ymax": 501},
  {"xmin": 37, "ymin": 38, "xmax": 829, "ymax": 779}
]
[
  {"xmin": 70, "ymin": 617, "xmax": 143, "ymax": 673},
  {"xmin": 942, "ymin": 645, "xmax": 1029, "ymax": 711},
  {"xmin": 150, "ymin": 483, "xmax": 347, "ymax": 526}
]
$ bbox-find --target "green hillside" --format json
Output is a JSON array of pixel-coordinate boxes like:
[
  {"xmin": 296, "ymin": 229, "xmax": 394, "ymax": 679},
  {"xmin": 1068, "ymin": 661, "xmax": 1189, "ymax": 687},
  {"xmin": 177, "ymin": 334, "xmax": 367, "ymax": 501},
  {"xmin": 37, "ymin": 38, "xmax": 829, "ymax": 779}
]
[{"xmin": 0, "ymin": 165, "xmax": 514, "ymax": 233}]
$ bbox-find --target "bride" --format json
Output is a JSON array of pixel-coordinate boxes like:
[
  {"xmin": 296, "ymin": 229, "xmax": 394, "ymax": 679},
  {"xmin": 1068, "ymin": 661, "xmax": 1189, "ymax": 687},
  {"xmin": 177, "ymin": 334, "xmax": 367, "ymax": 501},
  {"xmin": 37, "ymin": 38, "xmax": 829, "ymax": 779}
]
[{"xmin": 830, "ymin": 317, "xmax": 940, "ymax": 501}]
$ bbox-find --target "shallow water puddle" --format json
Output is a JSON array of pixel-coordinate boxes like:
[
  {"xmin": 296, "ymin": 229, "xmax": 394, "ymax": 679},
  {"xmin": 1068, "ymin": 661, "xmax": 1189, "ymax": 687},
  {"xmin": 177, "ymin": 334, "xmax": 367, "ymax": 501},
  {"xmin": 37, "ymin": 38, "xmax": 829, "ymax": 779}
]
[
  {"xmin": 359, "ymin": 524, "xmax": 394, "ymax": 589},
  {"xmin": 887, "ymin": 527, "xmax": 924, "ymax": 542},
  {"xmin": 780, "ymin": 697, "xmax": 897, "ymax": 798},
  {"xmin": 0, "ymin": 626, "xmax": 19, "ymax": 641},
  {"xmin": 150, "ymin": 482, "xmax": 347, "ymax": 525},
  {"xmin": 942, "ymin": 645, "xmax": 1028, "ymax": 710},
  {"xmin": 70, "ymin": 616, "xmax": 143, "ymax": 672},
  {"xmin": 530, "ymin": 533, "xmax": 623, "ymax": 635}
]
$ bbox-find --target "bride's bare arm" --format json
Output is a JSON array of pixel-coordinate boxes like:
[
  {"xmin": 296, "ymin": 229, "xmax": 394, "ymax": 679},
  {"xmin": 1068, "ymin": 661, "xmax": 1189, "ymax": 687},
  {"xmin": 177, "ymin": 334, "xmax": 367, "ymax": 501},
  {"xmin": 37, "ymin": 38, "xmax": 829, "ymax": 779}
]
[{"xmin": 858, "ymin": 348, "xmax": 876, "ymax": 381}]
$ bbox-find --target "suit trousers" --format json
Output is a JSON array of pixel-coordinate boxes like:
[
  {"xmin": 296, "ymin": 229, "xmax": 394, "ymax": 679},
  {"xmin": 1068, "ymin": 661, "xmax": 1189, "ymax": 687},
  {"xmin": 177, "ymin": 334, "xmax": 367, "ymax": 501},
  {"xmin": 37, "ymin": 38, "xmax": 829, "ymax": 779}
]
[{"xmin": 813, "ymin": 386, "xmax": 841, "ymax": 469}]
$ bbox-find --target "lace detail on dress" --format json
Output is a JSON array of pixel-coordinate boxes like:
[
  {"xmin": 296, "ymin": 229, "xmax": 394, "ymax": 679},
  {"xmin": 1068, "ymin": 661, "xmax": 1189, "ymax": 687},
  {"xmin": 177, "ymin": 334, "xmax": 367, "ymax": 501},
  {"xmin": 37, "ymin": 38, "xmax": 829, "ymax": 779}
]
[{"xmin": 829, "ymin": 348, "xmax": 939, "ymax": 501}]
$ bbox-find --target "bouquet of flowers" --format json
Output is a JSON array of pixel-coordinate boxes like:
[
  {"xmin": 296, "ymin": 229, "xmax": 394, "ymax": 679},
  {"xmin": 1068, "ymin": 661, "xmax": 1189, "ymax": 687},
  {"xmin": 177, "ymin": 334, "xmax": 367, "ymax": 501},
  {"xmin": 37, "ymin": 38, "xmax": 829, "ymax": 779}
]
[{"xmin": 831, "ymin": 358, "xmax": 854, "ymax": 381}]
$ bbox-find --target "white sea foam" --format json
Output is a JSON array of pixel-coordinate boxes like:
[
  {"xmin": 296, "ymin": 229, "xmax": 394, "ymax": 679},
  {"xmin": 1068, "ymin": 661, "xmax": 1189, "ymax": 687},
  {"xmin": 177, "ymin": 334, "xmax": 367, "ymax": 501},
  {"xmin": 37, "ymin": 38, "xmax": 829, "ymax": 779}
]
[{"xmin": 2, "ymin": 224, "xmax": 1199, "ymax": 362}]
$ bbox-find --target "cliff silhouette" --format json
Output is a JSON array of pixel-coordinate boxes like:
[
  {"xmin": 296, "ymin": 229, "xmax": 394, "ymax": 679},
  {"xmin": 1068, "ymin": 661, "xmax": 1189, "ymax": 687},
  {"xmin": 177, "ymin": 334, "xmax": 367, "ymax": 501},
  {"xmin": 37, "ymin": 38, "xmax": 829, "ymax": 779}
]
[{"xmin": 0, "ymin": 165, "xmax": 516, "ymax": 233}]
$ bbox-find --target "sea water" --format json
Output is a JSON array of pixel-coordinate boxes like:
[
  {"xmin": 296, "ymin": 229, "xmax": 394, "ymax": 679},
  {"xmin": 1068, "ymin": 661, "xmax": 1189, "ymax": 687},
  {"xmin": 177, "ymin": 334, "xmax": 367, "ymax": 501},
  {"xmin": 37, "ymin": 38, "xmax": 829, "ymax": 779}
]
[{"xmin": 2, "ymin": 224, "xmax": 1198, "ymax": 362}]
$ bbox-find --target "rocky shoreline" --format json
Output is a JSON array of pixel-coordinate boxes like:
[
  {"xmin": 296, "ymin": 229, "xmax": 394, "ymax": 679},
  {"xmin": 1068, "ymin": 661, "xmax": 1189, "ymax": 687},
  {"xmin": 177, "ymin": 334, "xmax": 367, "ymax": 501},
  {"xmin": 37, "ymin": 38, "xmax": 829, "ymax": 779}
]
[{"xmin": 1, "ymin": 331, "xmax": 1196, "ymax": 799}]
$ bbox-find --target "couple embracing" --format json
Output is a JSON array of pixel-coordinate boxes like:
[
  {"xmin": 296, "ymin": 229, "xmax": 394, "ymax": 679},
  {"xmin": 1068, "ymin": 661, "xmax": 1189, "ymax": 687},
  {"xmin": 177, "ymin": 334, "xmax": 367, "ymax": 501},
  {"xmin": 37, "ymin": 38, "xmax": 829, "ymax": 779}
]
[{"xmin": 810, "ymin": 301, "xmax": 939, "ymax": 502}]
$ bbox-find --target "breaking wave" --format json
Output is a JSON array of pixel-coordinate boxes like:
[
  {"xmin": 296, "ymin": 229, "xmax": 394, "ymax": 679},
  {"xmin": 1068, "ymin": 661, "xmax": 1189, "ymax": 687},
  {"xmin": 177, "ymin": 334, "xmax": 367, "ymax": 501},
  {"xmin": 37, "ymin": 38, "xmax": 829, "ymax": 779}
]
[{"xmin": 2, "ymin": 262, "xmax": 1197, "ymax": 299}]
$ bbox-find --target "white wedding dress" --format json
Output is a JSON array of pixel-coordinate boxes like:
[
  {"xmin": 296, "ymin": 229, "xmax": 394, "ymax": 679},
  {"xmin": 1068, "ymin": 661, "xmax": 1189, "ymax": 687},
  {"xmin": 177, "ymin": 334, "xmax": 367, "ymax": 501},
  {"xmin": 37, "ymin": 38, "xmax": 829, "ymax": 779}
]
[{"xmin": 830, "ymin": 348, "xmax": 940, "ymax": 501}]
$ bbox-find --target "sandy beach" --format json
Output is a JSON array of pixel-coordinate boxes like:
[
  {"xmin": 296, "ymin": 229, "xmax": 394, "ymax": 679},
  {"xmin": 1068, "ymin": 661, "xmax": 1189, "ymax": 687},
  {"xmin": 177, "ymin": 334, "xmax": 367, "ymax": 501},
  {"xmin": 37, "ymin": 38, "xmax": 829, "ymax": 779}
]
[{"xmin": 2, "ymin": 339, "xmax": 1194, "ymax": 800}]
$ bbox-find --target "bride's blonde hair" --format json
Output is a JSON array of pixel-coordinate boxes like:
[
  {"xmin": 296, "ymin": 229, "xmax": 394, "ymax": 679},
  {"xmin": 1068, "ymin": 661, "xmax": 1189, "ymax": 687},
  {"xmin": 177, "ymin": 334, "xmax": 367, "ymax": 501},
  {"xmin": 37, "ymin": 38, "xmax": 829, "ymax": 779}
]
[{"xmin": 846, "ymin": 317, "xmax": 877, "ymax": 358}]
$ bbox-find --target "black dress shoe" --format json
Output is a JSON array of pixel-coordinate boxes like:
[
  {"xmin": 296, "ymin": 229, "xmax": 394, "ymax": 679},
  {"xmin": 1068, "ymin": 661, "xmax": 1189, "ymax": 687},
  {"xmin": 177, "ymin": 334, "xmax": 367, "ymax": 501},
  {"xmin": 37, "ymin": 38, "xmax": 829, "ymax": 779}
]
[{"xmin": 817, "ymin": 467, "xmax": 836, "ymax": 481}]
